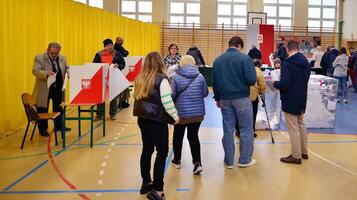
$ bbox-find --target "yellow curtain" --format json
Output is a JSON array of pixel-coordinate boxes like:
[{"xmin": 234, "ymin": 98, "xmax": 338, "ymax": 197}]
[{"xmin": 0, "ymin": 0, "xmax": 160, "ymax": 135}]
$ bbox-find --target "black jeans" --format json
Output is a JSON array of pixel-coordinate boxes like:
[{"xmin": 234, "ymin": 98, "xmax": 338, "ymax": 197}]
[
  {"xmin": 138, "ymin": 118, "xmax": 168, "ymax": 191},
  {"xmin": 173, "ymin": 122, "xmax": 202, "ymax": 164},
  {"xmin": 235, "ymin": 98, "xmax": 259, "ymax": 133},
  {"xmin": 36, "ymin": 87, "xmax": 63, "ymax": 133},
  {"xmin": 96, "ymin": 96, "xmax": 118, "ymax": 117}
]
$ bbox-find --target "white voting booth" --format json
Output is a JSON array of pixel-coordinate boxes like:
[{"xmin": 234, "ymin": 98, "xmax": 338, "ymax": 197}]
[{"xmin": 69, "ymin": 63, "xmax": 130, "ymax": 105}]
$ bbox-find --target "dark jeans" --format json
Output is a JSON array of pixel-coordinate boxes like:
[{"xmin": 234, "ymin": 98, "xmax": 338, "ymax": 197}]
[
  {"xmin": 173, "ymin": 122, "xmax": 202, "ymax": 164},
  {"xmin": 96, "ymin": 96, "xmax": 118, "ymax": 117},
  {"xmin": 235, "ymin": 98, "xmax": 259, "ymax": 133},
  {"xmin": 138, "ymin": 118, "xmax": 168, "ymax": 191},
  {"xmin": 36, "ymin": 88, "xmax": 63, "ymax": 133}
]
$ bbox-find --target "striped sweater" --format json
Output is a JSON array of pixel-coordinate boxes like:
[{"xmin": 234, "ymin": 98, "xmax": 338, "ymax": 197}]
[{"xmin": 160, "ymin": 78, "xmax": 179, "ymax": 121}]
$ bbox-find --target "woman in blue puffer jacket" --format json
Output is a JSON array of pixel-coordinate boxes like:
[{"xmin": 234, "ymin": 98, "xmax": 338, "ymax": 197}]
[{"xmin": 170, "ymin": 55, "xmax": 209, "ymax": 175}]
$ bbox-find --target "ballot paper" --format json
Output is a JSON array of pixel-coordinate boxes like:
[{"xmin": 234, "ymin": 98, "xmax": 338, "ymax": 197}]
[
  {"xmin": 62, "ymin": 72, "xmax": 68, "ymax": 91},
  {"xmin": 47, "ymin": 74, "xmax": 56, "ymax": 88},
  {"xmin": 270, "ymin": 69, "xmax": 281, "ymax": 81}
]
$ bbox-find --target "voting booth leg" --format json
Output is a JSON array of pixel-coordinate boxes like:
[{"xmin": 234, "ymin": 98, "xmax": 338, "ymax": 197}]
[
  {"xmin": 78, "ymin": 107, "xmax": 81, "ymax": 137},
  {"xmin": 62, "ymin": 106, "xmax": 66, "ymax": 148},
  {"xmin": 103, "ymin": 104, "xmax": 105, "ymax": 137},
  {"xmin": 90, "ymin": 106, "xmax": 94, "ymax": 148}
]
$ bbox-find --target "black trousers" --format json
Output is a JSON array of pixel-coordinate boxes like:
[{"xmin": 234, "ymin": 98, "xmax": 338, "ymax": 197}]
[
  {"xmin": 36, "ymin": 87, "xmax": 63, "ymax": 133},
  {"xmin": 96, "ymin": 96, "xmax": 118, "ymax": 117},
  {"xmin": 138, "ymin": 118, "xmax": 168, "ymax": 191},
  {"xmin": 173, "ymin": 122, "xmax": 202, "ymax": 164},
  {"xmin": 236, "ymin": 98, "xmax": 259, "ymax": 133}
]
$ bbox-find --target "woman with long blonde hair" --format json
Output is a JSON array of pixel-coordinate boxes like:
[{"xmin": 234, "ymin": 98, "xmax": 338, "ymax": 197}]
[{"xmin": 133, "ymin": 51, "xmax": 179, "ymax": 200}]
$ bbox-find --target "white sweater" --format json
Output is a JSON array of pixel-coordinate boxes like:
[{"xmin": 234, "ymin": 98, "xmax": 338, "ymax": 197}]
[{"xmin": 333, "ymin": 54, "xmax": 349, "ymax": 77}]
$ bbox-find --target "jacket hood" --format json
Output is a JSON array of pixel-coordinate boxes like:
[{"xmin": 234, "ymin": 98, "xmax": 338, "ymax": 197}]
[
  {"xmin": 188, "ymin": 46, "xmax": 198, "ymax": 51},
  {"xmin": 329, "ymin": 48, "xmax": 340, "ymax": 56},
  {"xmin": 176, "ymin": 65, "xmax": 199, "ymax": 78},
  {"xmin": 285, "ymin": 52, "xmax": 308, "ymax": 69}
]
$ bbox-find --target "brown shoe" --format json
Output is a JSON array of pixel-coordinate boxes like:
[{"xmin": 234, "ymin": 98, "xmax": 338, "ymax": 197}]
[
  {"xmin": 302, "ymin": 154, "xmax": 309, "ymax": 160},
  {"xmin": 280, "ymin": 155, "xmax": 302, "ymax": 164}
]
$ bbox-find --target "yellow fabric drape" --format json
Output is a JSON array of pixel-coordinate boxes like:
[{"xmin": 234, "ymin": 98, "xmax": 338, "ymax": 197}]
[{"xmin": 0, "ymin": 0, "xmax": 160, "ymax": 135}]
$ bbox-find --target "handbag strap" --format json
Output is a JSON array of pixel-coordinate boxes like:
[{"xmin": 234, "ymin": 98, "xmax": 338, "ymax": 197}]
[{"xmin": 173, "ymin": 75, "xmax": 199, "ymax": 102}]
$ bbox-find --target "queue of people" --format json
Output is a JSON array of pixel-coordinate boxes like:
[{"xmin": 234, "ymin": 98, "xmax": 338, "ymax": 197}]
[{"xmin": 32, "ymin": 37, "xmax": 353, "ymax": 200}]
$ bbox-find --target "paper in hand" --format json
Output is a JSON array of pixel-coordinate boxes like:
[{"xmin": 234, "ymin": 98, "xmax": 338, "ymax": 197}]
[
  {"xmin": 47, "ymin": 74, "xmax": 56, "ymax": 88},
  {"xmin": 270, "ymin": 69, "xmax": 281, "ymax": 81},
  {"xmin": 62, "ymin": 72, "xmax": 68, "ymax": 91}
]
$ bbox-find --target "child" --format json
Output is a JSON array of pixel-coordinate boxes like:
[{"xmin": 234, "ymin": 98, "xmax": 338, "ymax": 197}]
[{"xmin": 133, "ymin": 51, "xmax": 179, "ymax": 200}]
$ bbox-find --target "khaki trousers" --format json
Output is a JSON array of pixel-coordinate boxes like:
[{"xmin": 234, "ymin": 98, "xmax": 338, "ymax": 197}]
[{"xmin": 284, "ymin": 112, "xmax": 308, "ymax": 159}]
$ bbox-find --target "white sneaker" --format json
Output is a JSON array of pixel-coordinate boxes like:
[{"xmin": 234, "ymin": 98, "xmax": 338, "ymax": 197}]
[
  {"xmin": 224, "ymin": 162, "xmax": 233, "ymax": 169},
  {"xmin": 238, "ymin": 159, "xmax": 257, "ymax": 168},
  {"xmin": 171, "ymin": 160, "xmax": 181, "ymax": 169},
  {"xmin": 193, "ymin": 163, "xmax": 203, "ymax": 174},
  {"xmin": 343, "ymin": 99, "xmax": 348, "ymax": 104}
]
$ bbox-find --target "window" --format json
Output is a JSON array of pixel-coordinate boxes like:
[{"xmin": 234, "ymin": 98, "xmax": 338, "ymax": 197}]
[
  {"xmin": 263, "ymin": 0, "xmax": 293, "ymax": 30},
  {"xmin": 121, "ymin": 0, "xmax": 153, "ymax": 22},
  {"xmin": 74, "ymin": 0, "xmax": 87, "ymax": 4},
  {"xmin": 217, "ymin": 0, "xmax": 248, "ymax": 28},
  {"xmin": 73, "ymin": 0, "xmax": 103, "ymax": 9},
  {"xmin": 169, "ymin": 0, "xmax": 201, "ymax": 26},
  {"xmin": 308, "ymin": 0, "xmax": 337, "ymax": 32},
  {"xmin": 89, "ymin": 0, "xmax": 103, "ymax": 8}
]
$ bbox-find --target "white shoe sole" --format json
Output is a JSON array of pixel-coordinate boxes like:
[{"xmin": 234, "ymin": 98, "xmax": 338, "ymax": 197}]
[{"xmin": 238, "ymin": 159, "xmax": 257, "ymax": 168}]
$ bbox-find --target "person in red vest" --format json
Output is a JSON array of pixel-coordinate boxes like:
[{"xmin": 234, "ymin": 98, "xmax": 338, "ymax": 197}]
[{"xmin": 93, "ymin": 39, "xmax": 125, "ymax": 120}]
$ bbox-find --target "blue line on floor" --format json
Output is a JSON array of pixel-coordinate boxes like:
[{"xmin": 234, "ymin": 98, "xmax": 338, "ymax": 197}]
[
  {"xmin": 2, "ymin": 123, "xmax": 103, "ymax": 191},
  {"xmin": 0, "ymin": 188, "xmax": 191, "ymax": 194},
  {"xmin": 164, "ymin": 149, "xmax": 174, "ymax": 174},
  {"xmin": 72, "ymin": 140, "xmax": 357, "ymax": 147},
  {"xmin": 176, "ymin": 188, "xmax": 191, "ymax": 192}
]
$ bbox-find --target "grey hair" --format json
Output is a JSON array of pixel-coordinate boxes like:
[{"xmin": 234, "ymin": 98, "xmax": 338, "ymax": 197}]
[{"xmin": 47, "ymin": 42, "xmax": 61, "ymax": 51}]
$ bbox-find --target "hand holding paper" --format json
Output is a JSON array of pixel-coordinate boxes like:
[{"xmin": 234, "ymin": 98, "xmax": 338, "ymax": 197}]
[{"xmin": 47, "ymin": 73, "xmax": 56, "ymax": 88}]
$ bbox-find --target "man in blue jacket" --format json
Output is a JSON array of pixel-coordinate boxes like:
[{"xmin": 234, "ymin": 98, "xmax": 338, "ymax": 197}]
[
  {"xmin": 213, "ymin": 36, "xmax": 257, "ymax": 168},
  {"xmin": 323, "ymin": 46, "xmax": 339, "ymax": 77},
  {"xmin": 274, "ymin": 40, "xmax": 311, "ymax": 164}
]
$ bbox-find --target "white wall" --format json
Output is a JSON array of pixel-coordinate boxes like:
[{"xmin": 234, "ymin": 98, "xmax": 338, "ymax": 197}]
[{"xmin": 343, "ymin": 0, "xmax": 357, "ymax": 41}]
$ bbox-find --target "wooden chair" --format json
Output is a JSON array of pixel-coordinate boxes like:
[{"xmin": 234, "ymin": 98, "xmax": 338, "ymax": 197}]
[{"xmin": 21, "ymin": 93, "xmax": 59, "ymax": 149}]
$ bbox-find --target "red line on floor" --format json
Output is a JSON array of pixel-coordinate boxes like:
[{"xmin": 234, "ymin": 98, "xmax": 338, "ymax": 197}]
[{"xmin": 47, "ymin": 133, "xmax": 91, "ymax": 200}]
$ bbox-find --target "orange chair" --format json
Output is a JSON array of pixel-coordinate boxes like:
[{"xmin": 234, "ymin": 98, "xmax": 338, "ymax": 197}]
[{"xmin": 21, "ymin": 93, "xmax": 59, "ymax": 149}]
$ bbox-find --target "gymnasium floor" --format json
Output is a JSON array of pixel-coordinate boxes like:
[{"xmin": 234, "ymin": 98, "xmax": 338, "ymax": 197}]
[{"xmin": 1, "ymin": 90, "xmax": 357, "ymax": 200}]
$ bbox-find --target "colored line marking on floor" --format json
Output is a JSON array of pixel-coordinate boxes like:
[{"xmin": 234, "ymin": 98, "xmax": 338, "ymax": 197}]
[
  {"xmin": 0, "ymin": 188, "xmax": 191, "ymax": 194},
  {"xmin": 164, "ymin": 149, "xmax": 174, "ymax": 174},
  {"xmin": 3, "ymin": 123, "xmax": 103, "ymax": 191},
  {"xmin": 47, "ymin": 133, "xmax": 90, "ymax": 200},
  {"xmin": 279, "ymin": 131, "xmax": 357, "ymax": 177},
  {"xmin": 71, "ymin": 140, "xmax": 357, "ymax": 147}
]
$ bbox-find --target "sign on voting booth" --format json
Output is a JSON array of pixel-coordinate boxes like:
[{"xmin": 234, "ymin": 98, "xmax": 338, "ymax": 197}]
[
  {"xmin": 109, "ymin": 65, "xmax": 130, "ymax": 101},
  {"xmin": 123, "ymin": 56, "xmax": 144, "ymax": 82},
  {"xmin": 69, "ymin": 63, "xmax": 109, "ymax": 104},
  {"xmin": 68, "ymin": 63, "xmax": 131, "ymax": 104}
]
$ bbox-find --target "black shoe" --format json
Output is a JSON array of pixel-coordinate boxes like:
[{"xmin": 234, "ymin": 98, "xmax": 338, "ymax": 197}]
[
  {"xmin": 121, "ymin": 101, "xmax": 130, "ymax": 108},
  {"xmin": 146, "ymin": 190, "xmax": 165, "ymax": 200},
  {"xmin": 193, "ymin": 162, "xmax": 203, "ymax": 175},
  {"xmin": 55, "ymin": 127, "xmax": 71, "ymax": 132},
  {"xmin": 302, "ymin": 154, "xmax": 309, "ymax": 160},
  {"xmin": 94, "ymin": 116, "xmax": 103, "ymax": 122},
  {"xmin": 39, "ymin": 131, "xmax": 49, "ymax": 137},
  {"xmin": 171, "ymin": 160, "xmax": 181, "ymax": 169},
  {"xmin": 140, "ymin": 182, "xmax": 154, "ymax": 195}
]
